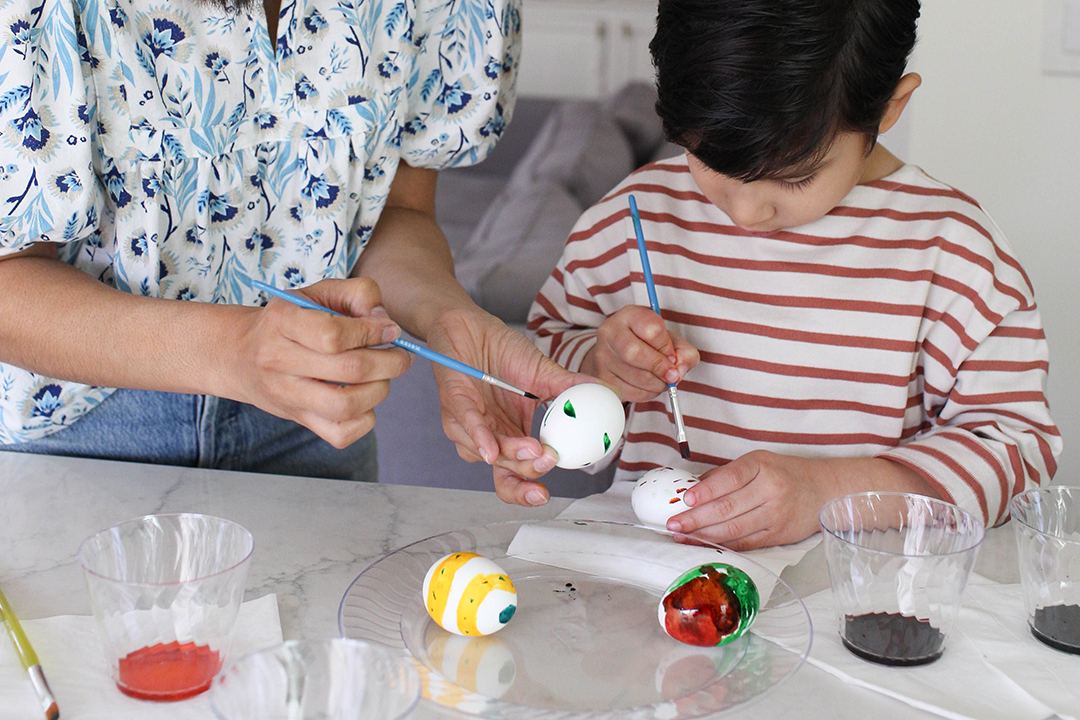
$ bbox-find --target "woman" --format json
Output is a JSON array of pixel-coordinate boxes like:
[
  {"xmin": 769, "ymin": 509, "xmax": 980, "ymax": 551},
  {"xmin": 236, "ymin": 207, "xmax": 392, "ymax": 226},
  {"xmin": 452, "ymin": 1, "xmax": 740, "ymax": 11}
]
[{"xmin": 0, "ymin": 0, "xmax": 566, "ymax": 505}]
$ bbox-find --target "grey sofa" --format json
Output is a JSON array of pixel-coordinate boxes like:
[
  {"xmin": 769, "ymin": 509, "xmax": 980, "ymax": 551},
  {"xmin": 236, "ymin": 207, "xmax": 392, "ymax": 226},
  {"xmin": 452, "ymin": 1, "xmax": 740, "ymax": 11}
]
[{"xmin": 375, "ymin": 83, "xmax": 681, "ymax": 497}]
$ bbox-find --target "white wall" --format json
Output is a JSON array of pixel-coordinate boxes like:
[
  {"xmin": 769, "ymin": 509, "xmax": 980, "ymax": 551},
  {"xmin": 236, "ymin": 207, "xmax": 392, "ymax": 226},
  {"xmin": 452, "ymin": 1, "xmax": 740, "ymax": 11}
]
[{"xmin": 896, "ymin": 1, "xmax": 1080, "ymax": 483}]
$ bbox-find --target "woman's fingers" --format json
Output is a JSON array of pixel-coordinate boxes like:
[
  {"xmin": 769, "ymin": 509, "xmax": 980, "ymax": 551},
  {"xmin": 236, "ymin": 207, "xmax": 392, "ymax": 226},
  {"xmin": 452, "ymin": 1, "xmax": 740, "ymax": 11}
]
[
  {"xmin": 271, "ymin": 299, "xmax": 400, "ymax": 354},
  {"xmin": 492, "ymin": 465, "xmax": 550, "ymax": 506},
  {"xmin": 278, "ymin": 343, "xmax": 413, "ymax": 385}
]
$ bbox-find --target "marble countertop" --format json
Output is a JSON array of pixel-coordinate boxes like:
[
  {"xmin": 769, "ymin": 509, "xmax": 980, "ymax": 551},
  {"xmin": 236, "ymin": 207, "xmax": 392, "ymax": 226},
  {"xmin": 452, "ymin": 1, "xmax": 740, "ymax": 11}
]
[{"xmin": 0, "ymin": 451, "xmax": 1027, "ymax": 720}]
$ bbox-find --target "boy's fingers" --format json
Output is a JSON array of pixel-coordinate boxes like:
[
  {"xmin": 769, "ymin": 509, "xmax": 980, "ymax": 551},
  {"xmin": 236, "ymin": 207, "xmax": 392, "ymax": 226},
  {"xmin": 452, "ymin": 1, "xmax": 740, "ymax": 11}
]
[
  {"xmin": 668, "ymin": 483, "xmax": 761, "ymax": 534},
  {"xmin": 607, "ymin": 363, "xmax": 668, "ymax": 399},
  {"xmin": 673, "ymin": 504, "xmax": 772, "ymax": 547},
  {"xmin": 617, "ymin": 333, "xmax": 677, "ymax": 381},
  {"xmin": 671, "ymin": 335, "xmax": 701, "ymax": 374},
  {"xmin": 632, "ymin": 315, "xmax": 678, "ymax": 360},
  {"xmin": 684, "ymin": 456, "xmax": 761, "ymax": 508}
]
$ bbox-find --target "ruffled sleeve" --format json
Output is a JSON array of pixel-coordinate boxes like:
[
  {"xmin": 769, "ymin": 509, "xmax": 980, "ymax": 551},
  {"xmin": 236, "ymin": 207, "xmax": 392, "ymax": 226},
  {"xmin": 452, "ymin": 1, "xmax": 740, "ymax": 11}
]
[
  {"xmin": 399, "ymin": 0, "xmax": 520, "ymax": 169},
  {"xmin": 0, "ymin": 0, "xmax": 103, "ymax": 257}
]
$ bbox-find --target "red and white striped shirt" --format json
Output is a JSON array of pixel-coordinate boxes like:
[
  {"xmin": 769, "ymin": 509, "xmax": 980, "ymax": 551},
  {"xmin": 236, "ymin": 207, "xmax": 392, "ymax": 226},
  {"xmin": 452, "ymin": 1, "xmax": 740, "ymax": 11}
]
[{"xmin": 528, "ymin": 154, "xmax": 1061, "ymax": 526}]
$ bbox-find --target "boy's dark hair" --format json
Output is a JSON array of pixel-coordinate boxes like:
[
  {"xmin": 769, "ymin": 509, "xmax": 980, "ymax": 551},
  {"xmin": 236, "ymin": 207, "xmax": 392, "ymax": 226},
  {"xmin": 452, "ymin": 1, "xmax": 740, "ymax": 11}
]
[{"xmin": 651, "ymin": 0, "xmax": 920, "ymax": 182}]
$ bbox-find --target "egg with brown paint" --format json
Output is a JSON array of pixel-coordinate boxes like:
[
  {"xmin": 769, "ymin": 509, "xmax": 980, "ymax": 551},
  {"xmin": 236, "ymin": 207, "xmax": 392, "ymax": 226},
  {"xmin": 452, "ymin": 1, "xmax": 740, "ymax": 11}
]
[{"xmin": 631, "ymin": 466, "xmax": 700, "ymax": 528}]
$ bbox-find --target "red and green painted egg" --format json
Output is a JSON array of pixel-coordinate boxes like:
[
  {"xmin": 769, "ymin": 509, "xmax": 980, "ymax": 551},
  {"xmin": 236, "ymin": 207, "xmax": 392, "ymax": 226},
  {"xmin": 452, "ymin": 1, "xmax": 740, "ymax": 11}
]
[{"xmin": 658, "ymin": 563, "xmax": 759, "ymax": 646}]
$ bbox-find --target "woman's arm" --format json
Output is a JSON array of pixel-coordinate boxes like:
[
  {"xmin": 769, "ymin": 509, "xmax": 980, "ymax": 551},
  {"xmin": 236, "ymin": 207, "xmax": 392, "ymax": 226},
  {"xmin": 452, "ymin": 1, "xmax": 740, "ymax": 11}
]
[
  {"xmin": 0, "ymin": 245, "xmax": 408, "ymax": 447},
  {"xmin": 350, "ymin": 162, "xmax": 474, "ymax": 338},
  {"xmin": 356, "ymin": 162, "xmax": 581, "ymax": 503},
  {"xmin": 0, "ymin": 243, "xmax": 247, "ymax": 396}
]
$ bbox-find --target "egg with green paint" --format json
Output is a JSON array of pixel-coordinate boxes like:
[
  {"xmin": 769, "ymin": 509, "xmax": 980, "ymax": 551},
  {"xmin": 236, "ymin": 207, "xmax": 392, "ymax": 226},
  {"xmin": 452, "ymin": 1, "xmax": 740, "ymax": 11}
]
[
  {"xmin": 423, "ymin": 552, "xmax": 518, "ymax": 636},
  {"xmin": 538, "ymin": 383, "xmax": 626, "ymax": 469},
  {"xmin": 658, "ymin": 563, "xmax": 759, "ymax": 647}
]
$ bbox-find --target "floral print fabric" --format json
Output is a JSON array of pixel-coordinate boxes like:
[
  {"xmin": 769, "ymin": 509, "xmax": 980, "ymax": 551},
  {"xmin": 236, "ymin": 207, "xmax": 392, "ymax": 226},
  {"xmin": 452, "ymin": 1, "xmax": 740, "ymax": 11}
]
[{"xmin": 0, "ymin": 0, "xmax": 519, "ymax": 442}]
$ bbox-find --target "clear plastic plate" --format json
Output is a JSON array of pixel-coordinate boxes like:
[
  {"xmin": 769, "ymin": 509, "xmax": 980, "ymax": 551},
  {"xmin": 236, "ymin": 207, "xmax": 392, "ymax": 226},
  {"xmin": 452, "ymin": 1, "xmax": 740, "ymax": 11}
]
[{"xmin": 339, "ymin": 519, "xmax": 811, "ymax": 719}]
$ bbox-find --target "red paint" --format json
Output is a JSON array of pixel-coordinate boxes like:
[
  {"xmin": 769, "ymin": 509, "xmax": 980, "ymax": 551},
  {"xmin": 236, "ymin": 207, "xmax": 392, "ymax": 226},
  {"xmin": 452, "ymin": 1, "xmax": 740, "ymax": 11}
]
[
  {"xmin": 662, "ymin": 571, "xmax": 739, "ymax": 646},
  {"xmin": 116, "ymin": 641, "xmax": 221, "ymax": 701}
]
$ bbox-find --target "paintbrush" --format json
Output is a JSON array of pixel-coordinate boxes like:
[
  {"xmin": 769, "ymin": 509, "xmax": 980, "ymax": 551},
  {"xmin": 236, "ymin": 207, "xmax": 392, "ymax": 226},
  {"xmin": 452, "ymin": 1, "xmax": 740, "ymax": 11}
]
[
  {"xmin": 628, "ymin": 194, "xmax": 691, "ymax": 459},
  {"xmin": 245, "ymin": 278, "xmax": 539, "ymax": 400},
  {"xmin": 0, "ymin": 588, "xmax": 59, "ymax": 720}
]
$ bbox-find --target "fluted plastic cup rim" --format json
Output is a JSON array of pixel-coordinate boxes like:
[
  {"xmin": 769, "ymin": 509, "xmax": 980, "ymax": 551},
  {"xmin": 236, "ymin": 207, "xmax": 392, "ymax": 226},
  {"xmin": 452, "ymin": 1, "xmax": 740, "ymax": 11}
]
[
  {"xmin": 209, "ymin": 637, "xmax": 421, "ymax": 720},
  {"xmin": 819, "ymin": 491, "xmax": 985, "ymax": 558},
  {"xmin": 77, "ymin": 512, "xmax": 255, "ymax": 587},
  {"xmin": 1010, "ymin": 485, "xmax": 1080, "ymax": 545}
]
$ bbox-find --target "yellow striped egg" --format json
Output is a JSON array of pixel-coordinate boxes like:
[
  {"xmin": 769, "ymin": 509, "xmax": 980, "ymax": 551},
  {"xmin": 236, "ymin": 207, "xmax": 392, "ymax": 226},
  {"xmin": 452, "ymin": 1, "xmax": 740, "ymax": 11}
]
[{"xmin": 422, "ymin": 553, "xmax": 517, "ymax": 636}]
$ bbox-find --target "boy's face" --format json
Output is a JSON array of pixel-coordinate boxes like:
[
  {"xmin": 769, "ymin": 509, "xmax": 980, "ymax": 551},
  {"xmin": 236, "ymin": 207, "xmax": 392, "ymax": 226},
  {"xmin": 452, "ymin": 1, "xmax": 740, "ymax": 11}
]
[{"xmin": 685, "ymin": 131, "xmax": 876, "ymax": 233}]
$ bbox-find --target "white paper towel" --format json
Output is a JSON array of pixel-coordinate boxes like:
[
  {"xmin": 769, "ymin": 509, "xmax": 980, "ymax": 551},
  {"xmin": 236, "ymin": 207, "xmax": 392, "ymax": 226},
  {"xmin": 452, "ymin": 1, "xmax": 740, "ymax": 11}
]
[{"xmin": 0, "ymin": 594, "xmax": 282, "ymax": 720}]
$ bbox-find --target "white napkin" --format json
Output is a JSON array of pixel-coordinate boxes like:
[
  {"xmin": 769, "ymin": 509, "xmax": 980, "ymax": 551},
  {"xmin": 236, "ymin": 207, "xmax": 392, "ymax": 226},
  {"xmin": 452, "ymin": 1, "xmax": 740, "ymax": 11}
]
[
  {"xmin": 0, "ymin": 594, "xmax": 283, "ymax": 720},
  {"xmin": 960, "ymin": 579, "xmax": 1079, "ymax": 720},
  {"xmin": 505, "ymin": 481, "xmax": 820, "ymax": 605},
  {"xmin": 762, "ymin": 586, "xmax": 1057, "ymax": 720}
]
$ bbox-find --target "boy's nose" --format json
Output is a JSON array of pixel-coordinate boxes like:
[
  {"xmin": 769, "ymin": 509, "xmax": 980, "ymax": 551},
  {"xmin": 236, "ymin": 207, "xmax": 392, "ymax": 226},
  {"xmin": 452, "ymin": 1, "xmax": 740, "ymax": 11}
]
[{"xmin": 726, "ymin": 200, "xmax": 774, "ymax": 230}]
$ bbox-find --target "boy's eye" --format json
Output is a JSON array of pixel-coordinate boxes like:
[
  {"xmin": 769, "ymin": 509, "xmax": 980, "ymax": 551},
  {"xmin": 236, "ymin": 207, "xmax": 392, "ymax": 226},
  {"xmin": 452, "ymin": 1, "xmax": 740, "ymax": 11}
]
[{"xmin": 778, "ymin": 175, "xmax": 816, "ymax": 192}]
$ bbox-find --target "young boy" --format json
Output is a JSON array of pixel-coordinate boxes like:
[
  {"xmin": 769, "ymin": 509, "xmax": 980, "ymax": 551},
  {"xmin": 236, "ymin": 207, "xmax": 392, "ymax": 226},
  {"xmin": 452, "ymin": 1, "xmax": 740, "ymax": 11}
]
[{"xmin": 527, "ymin": 0, "xmax": 1061, "ymax": 549}]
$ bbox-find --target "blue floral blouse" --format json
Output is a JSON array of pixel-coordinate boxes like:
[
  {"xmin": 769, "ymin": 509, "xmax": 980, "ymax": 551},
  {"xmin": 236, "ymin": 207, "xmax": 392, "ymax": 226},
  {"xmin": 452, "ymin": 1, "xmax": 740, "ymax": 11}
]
[{"xmin": 0, "ymin": 0, "xmax": 520, "ymax": 443}]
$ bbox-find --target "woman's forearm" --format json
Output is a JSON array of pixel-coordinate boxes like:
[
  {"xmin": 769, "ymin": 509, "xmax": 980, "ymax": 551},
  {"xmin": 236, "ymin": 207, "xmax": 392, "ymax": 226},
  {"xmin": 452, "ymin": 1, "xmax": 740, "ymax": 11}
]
[
  {"xmin": 0, "ymin": 250, "xmax": 251, "ymax": 397},
  {"xmin": 353, "ymin": 164, "xmax": 479, "ymax": 340}
]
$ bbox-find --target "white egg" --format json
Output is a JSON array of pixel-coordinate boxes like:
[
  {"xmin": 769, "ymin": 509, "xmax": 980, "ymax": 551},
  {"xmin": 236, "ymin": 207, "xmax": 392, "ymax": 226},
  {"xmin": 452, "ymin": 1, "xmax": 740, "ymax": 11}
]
[
  {"xmin": 422, "ymin": 552, "xmax": 517, "ymax": 636},
  {"xmin": 538, "ymin": 383, "xmax": 625, "ymax": 469},
  {"xmin": 631, "ymin": 466, "xmax": 700, "ymax": 528}
]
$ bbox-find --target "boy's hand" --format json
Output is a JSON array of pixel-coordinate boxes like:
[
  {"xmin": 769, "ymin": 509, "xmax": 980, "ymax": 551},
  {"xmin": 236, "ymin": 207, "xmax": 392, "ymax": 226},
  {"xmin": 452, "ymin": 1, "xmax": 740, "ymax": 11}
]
[
  {"xmin": 584, "ymin": 305, "xmax": 699, "ymax": 402},
  {"xmin": 666, "ymin": 451, "xmax": 826, "ymax": 550}
]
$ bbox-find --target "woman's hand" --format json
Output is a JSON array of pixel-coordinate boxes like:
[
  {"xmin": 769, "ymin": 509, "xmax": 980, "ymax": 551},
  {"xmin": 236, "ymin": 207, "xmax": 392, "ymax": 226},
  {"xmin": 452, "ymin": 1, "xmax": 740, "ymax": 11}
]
[
  {"xmin": 427, "ymin": 307, "xmax": 585, "ymax": 506},
  {"xmin": 230, "ymin": 277, "xmax": 412, "ymax": 448},
  {"xmin": 582, "ymin": 305, "xmax": 699, "ymax": 402}
]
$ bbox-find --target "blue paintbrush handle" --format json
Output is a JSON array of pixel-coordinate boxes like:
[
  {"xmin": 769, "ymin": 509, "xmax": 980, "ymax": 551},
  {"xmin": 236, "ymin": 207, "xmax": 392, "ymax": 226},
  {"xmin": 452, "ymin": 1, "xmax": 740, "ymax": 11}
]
[
  {"xmin": 629, "ymin": 194, "xmax": 663, "ymax": 317},
  {"xmin": 387, "ymin": 336, "xmax": 485, "ymax": 383},
  {"xmin": 246, "ymin": 279, "xmax": 523, "ymax": 394},
  {"xmin": 628, "ymin": 194, "xmax": 675, "ymax": 389}
]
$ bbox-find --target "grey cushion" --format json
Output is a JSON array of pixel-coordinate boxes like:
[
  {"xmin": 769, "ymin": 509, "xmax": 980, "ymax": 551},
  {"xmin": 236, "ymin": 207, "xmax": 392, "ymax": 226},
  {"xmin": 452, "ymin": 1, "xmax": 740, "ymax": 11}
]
[
  {"xmin": 455, "ymin": 179, "xmax": 582, "ymax": 323},
  {"xmin": 605, "ymin": 81, "xmax": 667, "ymax": 166},
  {"xmin": 649, "ymin": 141, "xmax": 685, "ymax": 164},
  {"xmin": 508, "ymin": 101, "xmax": 636, "ymax": 209},
  {"xmin": 436, "ymin": 173, "xmax": 507, "ymax": 258}
]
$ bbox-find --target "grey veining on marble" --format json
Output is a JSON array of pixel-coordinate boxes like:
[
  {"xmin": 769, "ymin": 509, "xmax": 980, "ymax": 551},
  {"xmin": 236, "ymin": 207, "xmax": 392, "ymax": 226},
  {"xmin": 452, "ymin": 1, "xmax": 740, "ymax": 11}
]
[
  {"xmin": 0, "ymin": 451, "xmax": 1034, "ymax": 720},
  {"xmin": 0, "ymin": 451, "xmax": 569, "ymax": 641}
]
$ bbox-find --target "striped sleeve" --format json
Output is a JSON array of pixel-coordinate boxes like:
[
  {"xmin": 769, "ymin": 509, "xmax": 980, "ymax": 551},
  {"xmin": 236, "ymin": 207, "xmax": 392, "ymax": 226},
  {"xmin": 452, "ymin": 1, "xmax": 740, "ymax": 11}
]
[
  {"xmin": 880, "ymin": 304, "xmax": 1061, "ymax": 527},
  {"xmin": 527, "ymin": 202, "xmax": 636, "ymax": 372}
]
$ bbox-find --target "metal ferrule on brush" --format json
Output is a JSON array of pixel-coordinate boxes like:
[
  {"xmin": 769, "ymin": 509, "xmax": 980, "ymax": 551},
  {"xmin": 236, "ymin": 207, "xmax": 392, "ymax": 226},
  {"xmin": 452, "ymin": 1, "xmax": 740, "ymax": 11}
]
[
  {"xmin": 28, "ymin": 665, "xmax": 58, "ymax": 718},
  {"xmin": 667, "ymin": 385, "xmax": 687, "ymax": 442}
]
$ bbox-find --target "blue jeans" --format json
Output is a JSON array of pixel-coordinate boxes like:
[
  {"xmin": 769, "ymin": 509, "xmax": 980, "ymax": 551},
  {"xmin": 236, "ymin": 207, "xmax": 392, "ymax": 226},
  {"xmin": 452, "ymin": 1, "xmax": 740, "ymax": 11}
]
[{"xmin": 3, "ymin": 389, "xmax": 377, "ymax": 482}]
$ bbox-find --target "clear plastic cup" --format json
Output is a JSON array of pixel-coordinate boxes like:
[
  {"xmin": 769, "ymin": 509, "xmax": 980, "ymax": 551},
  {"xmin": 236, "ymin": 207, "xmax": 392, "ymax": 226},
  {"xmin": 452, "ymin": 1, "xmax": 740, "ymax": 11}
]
[
  {"xmin": 819, "ymin": 492, "xmax": 985, "ymax": 666},
  {"xmin": 209, "ymin": 638, "xmax": 420, "ymax": 720},
  {"xmin": 78, "ymin": 513, "xmax": 254, "ymax": 700},
  {"xmin": 1011, "ymin": 486, "xmax": 1080, "ymax": 654}
]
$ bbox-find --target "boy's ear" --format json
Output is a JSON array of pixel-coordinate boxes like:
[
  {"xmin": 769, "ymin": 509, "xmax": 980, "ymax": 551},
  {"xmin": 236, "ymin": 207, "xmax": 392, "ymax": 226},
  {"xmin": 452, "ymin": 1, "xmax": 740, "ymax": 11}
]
[{"xmin": 878, "ymin": 72, "xmax": 922, "ymax": 134}]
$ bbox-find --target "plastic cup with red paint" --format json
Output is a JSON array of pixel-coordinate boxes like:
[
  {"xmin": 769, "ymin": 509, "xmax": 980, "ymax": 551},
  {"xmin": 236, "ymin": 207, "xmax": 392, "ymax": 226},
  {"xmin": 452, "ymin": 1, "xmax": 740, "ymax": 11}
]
[{"xmin": 78, "ymin": 513, "xmax": 254, "ymax": 701}]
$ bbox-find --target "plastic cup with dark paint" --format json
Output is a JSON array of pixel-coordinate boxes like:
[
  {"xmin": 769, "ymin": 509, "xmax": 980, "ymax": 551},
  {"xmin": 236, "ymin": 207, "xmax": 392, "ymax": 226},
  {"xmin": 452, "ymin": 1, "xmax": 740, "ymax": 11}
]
[
  {"xmin": 1011, "ymin": 486, "xmax": 1080, "ymax": 654},
  {"xmin": 820, "ymin": 493, "xmax": 984, "ymax": 666}
]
